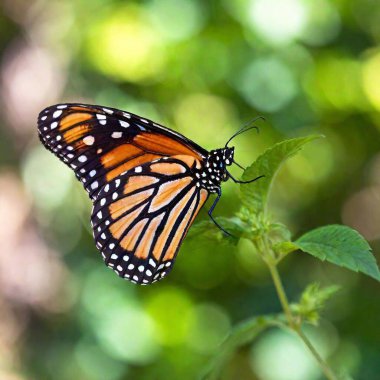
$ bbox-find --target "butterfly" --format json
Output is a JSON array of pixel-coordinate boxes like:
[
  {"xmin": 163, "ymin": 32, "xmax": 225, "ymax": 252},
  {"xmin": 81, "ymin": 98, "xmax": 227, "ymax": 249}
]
[{"xmin": 37, "ymin": 103, "xmax": 262, "ymax": 285}]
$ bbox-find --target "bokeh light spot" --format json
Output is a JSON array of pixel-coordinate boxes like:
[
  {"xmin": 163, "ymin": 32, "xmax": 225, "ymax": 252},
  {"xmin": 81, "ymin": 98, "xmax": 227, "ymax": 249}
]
[
  {"xmin": 174, "ymin": 93, "xmax": 237, "ymax": 148},
  {"xmin": 250, "ymin": 329, "xmax": 320, "ymax": 380},
  {"xmin": 86, "ymin": 6, "xmax": 165, "ymax": 82},
  {"xmin": 22, "ymin": 145, "xmax": 73, "ymax": 211},
  {"xmin": 301, "ymin": 0, "xmax": 340, "ymax": 46},
  {"xmin": 81, "ymin": 268, "xmax": 158, "ymax": 364},
  {"xmin": 96, "ymin": 303, "xmax": 158, "ymax": 364},
  {"xmin": 1, "ymin": 41, "xmax": 65, "ymax": 134},
  {"xmin": 236, "ymin": 58, "xmax": 297, "ymax": 112},
  {"xmin": 147, "ymin": 0, "xmax": 205, "ymax": 41},
  {"xmin": 285, "ymin": 140, "xmax": 334, "ymax": 184},
  {"xmin": 145, "ymin": 286, "xmax": 194, "ymax": 346},
  {"xmin": 249, "ymin": 0, "xmax": 307, "ymax": 44},
  {"xmin": 342, "ymin": 186, "xmax": 380, "ymax": 241},
  {"xmin": 186, "ymin": 303, "xmax": 230, "ymax": 354},
  {"xmin": 362, "ymin": 51, "xmax": 380, "ymax": 111},
  {"xmin": 306, "ymin": 56, "xmax": 366, "ymax": 111},
  {"xmin": 75, "ymin": 340, "xmax": 125, "ymax": 380}
]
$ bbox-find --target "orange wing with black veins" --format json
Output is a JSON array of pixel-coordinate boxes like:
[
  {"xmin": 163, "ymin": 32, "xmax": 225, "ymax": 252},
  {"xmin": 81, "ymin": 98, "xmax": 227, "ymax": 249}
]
[
  {"xmin": 38, "ymin": 103, "xmax": 206, "ymax": 199},
  {"xmin": 91, "ymin": 157, "xmax": 209, "ymax": 284}
]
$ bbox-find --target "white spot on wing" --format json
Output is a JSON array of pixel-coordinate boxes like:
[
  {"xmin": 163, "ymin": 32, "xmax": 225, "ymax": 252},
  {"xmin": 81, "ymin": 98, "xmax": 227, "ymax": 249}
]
[
  {"xmin": 111, "ymin": 132, "xmax": 122, "ymax": 138},
  {"xmin": 119, "ymin": 120, "xmax": 130, "ymax": 128},
  {"xmin": 53, "ymin": 110, "xmax": 62, "ymax": 118},
  {"xmin": 83, "ymin": 136, "xmax": 95, "ymax": 145}
]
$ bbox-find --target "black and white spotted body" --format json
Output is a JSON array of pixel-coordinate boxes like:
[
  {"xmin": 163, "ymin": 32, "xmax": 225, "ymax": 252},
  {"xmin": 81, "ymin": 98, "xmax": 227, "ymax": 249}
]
[{"xmin": 194, "ymin": 147, "xmax": 234, "ymax": 193}]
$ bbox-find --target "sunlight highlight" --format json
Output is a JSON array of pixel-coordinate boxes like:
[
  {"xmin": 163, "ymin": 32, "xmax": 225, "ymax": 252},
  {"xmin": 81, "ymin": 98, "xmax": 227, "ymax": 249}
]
[
  {"xmin": 249, "ymin": 0, "xmax": 307, "ymax": 44},
  {"xmin": 86, "ymin": 6, "xmax": 165, "ymax": 82}
]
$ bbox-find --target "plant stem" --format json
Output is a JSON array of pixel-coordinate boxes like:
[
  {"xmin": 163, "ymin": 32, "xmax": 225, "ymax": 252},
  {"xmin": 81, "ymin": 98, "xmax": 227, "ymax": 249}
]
[
  {"xmin": 297, "ymin": 328, "xmax": 338, "ymax": 380},
  {"xmin": 266, "ymin": 262, "xmax": 294, "ymax": 327},
  {"xmin": 266, "ymin": 261, "xmax": 338, "ymax": 380}
]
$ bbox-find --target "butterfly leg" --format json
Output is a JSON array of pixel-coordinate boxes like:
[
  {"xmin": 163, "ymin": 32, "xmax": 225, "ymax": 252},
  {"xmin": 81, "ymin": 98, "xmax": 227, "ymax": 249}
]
[
  {"xmin": 208, "ymin": 188, "xmax": 232, "ymax": 237},
  {"xmin": 228, "ymin": 172, "xmax": 265, "ymax": 184}
]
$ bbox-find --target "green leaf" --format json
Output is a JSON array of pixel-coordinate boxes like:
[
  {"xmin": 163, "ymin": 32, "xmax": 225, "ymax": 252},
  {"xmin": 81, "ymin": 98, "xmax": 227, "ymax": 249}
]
[
  {"xmin": 188, "ymin": 217, "xmax": 249, "ymax": 244},
  {"xmin": 269, "ymin": 222, "xmax": 292, "ymax": 240},
  {"xmin": 240, "ymin": 135, "xmax": 323, "ymax": 215},
  {"xmin": 292, "ymin": 283, "xmax": 340, "ymax": 325},
  {"xmin": 273, "ymin": 241, "xmax": 299, "ymax": 257},
  {"xmin": 296, "ymin": 225, "xmax": 380, "ymax": 281}
]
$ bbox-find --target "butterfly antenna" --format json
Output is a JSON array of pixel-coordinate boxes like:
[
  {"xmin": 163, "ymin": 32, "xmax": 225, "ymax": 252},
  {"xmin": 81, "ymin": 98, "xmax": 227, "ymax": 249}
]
[
  {"xmin": 233, "ymin": 160, "xmax": 246, "ymax": 170},
  {"xmin": 225, "ymin": 116, "xmax": 265, "ymax": 147}
]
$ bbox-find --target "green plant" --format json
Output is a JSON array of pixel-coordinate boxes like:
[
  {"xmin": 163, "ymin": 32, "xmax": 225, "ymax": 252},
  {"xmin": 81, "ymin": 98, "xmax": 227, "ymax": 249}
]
[{"xmin": 196, "ymin": 135, "xmax": 380, "ymax": 380}]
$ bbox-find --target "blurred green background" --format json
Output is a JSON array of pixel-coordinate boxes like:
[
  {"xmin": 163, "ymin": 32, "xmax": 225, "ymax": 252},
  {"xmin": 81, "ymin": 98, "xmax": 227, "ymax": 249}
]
[{"xmin": 0, "ymin": 0, "xmax": 379, "ymax": 379}]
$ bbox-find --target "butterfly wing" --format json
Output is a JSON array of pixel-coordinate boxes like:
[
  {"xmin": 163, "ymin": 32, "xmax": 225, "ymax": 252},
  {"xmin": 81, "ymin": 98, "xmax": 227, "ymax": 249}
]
[
  {"xmin": 91, "ymin": 157, "xmax": 209, "ymax": 284},
  {"xmin": 38, "ymin": 103, "xmax": 207, "ymax": 199}
]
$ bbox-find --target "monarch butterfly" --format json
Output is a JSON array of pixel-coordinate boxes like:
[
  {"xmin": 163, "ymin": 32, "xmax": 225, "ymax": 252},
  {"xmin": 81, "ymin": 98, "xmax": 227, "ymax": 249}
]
[{"xmin": 38, "ymin": 103, "xmax": 262, "ymax": 285}]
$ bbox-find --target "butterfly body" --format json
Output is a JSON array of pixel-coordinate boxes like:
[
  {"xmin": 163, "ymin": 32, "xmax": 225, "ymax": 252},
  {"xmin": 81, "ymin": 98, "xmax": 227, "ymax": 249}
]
[
  {"xmin": 197, "ymin": 148, "xmax": 234, "ymax": 192},
  {"xmin": 37, "ymin": 103, "xmax": 249, "ymax": 285}
]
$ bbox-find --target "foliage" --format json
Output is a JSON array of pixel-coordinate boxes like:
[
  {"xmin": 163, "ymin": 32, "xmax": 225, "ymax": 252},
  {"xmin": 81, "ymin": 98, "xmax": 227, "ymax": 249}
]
[
  {"xmin": 292, "ymin": 283, "xmax": 341, "ymax": 325},
  {"xmin": 240, "ymin": 135, "xmax": 323, "ymax": 215},
  {"xmin": 198, "ymin": 135, "xmax": 380, "ymax": 380},
  {"xmin": 296, "ymin": 225, "xmax": 380, "ymax": 281}
]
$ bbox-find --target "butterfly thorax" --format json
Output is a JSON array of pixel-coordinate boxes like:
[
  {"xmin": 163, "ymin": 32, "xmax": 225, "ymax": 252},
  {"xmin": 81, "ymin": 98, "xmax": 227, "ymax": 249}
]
[{"xmin": 195, "ymin": 147, "xmax": 234, "ymax": 193}]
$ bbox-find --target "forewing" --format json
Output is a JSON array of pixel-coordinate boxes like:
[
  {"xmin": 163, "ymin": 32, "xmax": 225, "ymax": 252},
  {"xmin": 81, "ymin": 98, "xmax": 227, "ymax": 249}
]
[
  {"xmin": 38, "ymin": 103, "xmax": 206, "ymax": 199},
  {"xmin": 91, "ymin": 157, "xmax": 209, "ymax": 284}
]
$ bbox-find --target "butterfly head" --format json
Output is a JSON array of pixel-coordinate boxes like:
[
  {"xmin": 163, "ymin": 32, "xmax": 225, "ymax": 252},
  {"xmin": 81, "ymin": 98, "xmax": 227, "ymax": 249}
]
[{"xmin": 204, "ymin": 147, "xmax": 234, "ymax": 184}]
